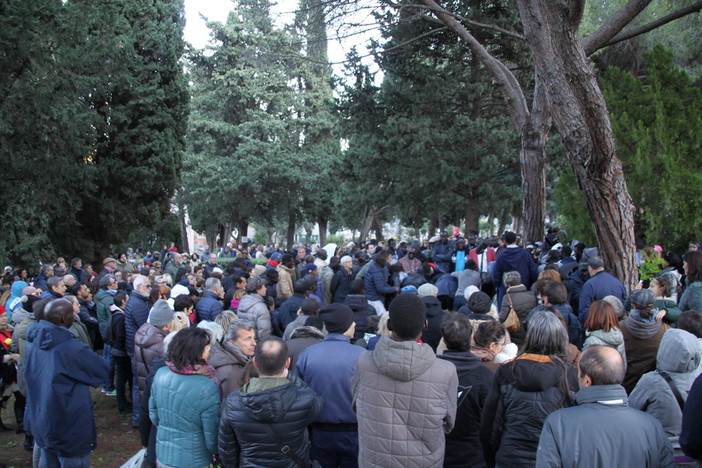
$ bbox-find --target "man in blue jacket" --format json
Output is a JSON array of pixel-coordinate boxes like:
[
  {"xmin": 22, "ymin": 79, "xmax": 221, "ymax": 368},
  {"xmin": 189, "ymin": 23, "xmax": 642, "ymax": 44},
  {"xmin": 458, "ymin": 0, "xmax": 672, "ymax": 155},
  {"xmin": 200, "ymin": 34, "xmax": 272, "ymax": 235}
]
[
  {"xmin": 364, "ymin": 250, "xmax": 398, "ymax": 315},
  {"xmin": 577, "ymin": 256, "xmax": 627, "ymax": 326},
  {"xmin": 296, "ymin": 304, "xmax": 365, "ymax": 468},
  {"xmin": 24, "ymin": 298, "xmax": 109, "ymax": 467},
  {"xmin": 196, "ymin": 277, "xmax": 224, "ymax": 322},
  {"xmin": 492, "ymin": 231, "xmax": 538, "ymax": 309}
]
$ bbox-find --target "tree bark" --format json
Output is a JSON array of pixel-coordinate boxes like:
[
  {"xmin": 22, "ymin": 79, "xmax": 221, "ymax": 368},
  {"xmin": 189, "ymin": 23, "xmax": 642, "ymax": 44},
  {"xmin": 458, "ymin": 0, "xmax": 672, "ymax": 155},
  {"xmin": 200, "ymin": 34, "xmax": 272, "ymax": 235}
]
[
  {"xmin": 428, "ymin": 217, "xmax": 438, "ymax": 238},
  {"xmin": 237, "ymin": 220, "xmax": 249, "ymax": 243},
  {"xmin": 517, "ymin": 0, "xmax": 637, "ymax": 288},
  {"xmin": 371, "ymin": 215, "xmax": 385, "ymax": 242},
  {"xmin": 358, "ymin": 206, "xmax": 374, "ymax": 243},
  {"xmin": 497, "ymin": 209, "xmax": 508, "ymax": 237},
  {"xmin": 286, "ymin": 209, "xmax": 296, "ymax": 249},
  {"xmin": 464, "ymin": 197, "xmax": 480, "ymax": 236},
  {"xmin": 318, "ymin": 217, "xmax": 328, "ymax": 246}
]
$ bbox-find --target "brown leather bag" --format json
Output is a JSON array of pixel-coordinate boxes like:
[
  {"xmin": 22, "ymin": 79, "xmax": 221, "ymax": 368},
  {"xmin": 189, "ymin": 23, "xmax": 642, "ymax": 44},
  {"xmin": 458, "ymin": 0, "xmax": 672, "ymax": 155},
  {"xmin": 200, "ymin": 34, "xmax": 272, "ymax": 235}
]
[{"xmin": 503, "ymin": 293, "xmax": 520, "ymax": 333}]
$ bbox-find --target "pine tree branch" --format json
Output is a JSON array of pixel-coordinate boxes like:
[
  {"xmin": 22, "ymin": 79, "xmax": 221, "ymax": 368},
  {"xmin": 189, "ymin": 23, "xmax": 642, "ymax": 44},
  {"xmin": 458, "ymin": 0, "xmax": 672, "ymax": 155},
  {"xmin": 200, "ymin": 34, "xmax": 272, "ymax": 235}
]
[
  {"xmin": 416, "ymin": 0, "xmax": 530, "ymax": 130},
  {"xmin": 581, "ymin": 0, "xmax": 653, "ymax": 56},
  {"xmin": 387, "ymin": 0, "xmax": 526, "ymax": 40},
  {"xmin": 600, "ymin": 1, "xmax": 702, "ymax": 50}
]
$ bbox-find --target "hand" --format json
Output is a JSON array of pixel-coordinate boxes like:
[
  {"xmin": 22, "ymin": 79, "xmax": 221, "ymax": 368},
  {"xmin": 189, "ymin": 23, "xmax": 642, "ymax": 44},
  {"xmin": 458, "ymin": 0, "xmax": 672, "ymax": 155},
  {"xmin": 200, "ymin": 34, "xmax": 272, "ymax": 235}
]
[
  {"xmin": 655, "ymin": 310, "xmax": 667, "ymax": 322},
  {"xmin": 9, "ymin": 354, "xmax": 19, "ymax": 363}
]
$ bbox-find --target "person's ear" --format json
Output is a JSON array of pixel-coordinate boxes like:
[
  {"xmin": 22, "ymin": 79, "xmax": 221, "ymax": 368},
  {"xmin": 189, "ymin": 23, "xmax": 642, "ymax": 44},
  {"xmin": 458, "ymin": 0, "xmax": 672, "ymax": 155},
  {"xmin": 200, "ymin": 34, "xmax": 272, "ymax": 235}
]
[
  {"xmin": 285, "ymin": 356, "xmax": 291, "ymax": 369},
  {"xmin": 252, "ymin": 357, "xmax": 259, "ymax": 369}
]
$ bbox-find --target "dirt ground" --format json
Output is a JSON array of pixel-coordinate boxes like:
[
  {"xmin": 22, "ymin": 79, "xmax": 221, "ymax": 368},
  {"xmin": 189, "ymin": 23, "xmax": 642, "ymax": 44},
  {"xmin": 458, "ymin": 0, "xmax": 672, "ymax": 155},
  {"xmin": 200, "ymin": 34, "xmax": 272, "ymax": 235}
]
[{"xmin": 1, "ymin": 388, "xmax": 142, "ymax": 468}]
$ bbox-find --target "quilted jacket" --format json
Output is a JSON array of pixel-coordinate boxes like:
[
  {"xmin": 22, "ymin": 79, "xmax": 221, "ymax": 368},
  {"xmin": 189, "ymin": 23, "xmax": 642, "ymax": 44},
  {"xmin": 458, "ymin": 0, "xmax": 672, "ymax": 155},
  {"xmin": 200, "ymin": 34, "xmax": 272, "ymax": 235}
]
[
  {"xmin": 134, "ymin": 323, "xmax": 168, "ymax": 396},
  {"xmin": 218, "ymin": 373, "xmax": 323, "ymax": 467},
  {"xmin": 236, "ymin": 293, "xmax": 272, "ymax": 341},
  {"xmin": 149, "ymin": 366, "xmax": 221, "ymax": 468},
  {"xmin": 196, "ymin": 291, "xmax": 224, "ymax": 323},
  {"xmin": 352, "ymin": 336, "xmax": 458, "ymax": 468},
  {"xmin": 480, "ymin": 354, "xmax": 578, "ymax": 468}
]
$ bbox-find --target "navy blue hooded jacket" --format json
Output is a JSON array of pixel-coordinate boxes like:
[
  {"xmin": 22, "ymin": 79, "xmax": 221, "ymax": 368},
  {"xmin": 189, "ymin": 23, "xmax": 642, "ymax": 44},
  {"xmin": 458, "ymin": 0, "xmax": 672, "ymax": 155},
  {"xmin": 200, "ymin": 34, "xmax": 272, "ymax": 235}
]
[
  {"xmin": 491, "ymin": 246, "xmax": 538, "ymax": 309},
  {"xmin": 24, "ymin": 320, "xmax": 109, "ymax": 457}
]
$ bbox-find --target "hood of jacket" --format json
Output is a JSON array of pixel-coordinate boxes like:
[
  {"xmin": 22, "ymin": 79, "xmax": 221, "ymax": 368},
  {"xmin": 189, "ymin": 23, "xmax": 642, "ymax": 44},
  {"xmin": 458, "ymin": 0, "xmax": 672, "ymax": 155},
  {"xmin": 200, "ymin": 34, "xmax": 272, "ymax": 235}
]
[
  {"xmin": 94, "ymin": 289, "xmax": 115, "ymax": 303},
  {"xmin": 209, "ymin": 341, "xmax": 248, "ymax": 369},
  {"xmin": 509, "ymin": 355, "xmax": 565, "ymax": 392},
  {"xmin": 290, "ymin": 325, "xmax": 325, "ymax": 340},
  {"xmin": 421, "ymin": 296, "xmax": 443, "ymax": 317},
  {"xmin": 237, "ymin": 374, "xmax": 300, "ymax": 423},
  {"xmin": 372, "ymin": 335, "xmax": 436, "ymax": 382},
  {"xmin": 438, "ymin": 350, "xmax": 482, "ymax": 373},
  {"xmin": 344, "ymin": 294, "xmax": 370, "ymax": 311},
  {"xmin": 135, "ymin": 323, "xmax": 168, "ymax": 348},
  {"xmin": 586, "ymin": 328, "xmax": 624, "ymax": 347},
  {"xmin": 498, "ymin": 247, "xmax": 530, "ymax": 271},
  {"xmin": 26, "ymin": 320, "xmax": 74, "ymax": 350},
  {"xmin": 623, "ymin": 314, "xmax": 665, "ymax": 340},
  {"xmin": 575, "ymin": 384, "xmax": 628, "ymax": 406},
  {"xmin": 238, "ymin": 293, "xmax": 264, "ymax": 315},
  {"xmin": 657, "ymin": 328, "xmax": 701, "ymax": 374}
]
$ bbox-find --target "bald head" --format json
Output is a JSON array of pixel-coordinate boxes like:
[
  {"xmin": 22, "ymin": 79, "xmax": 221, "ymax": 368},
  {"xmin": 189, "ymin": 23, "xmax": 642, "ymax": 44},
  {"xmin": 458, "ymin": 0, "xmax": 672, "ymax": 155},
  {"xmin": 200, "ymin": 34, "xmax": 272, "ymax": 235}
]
[
  {"xmin": 578, "ymin": 345, "xmax": 625, "ymax": 387},
  {"xmin": 254, "ymin": 337, "xmax": 289, "ymax": 377},
  {"xmin": 44, "ymin": 299, "xmax": 75, "ymax": 328}
]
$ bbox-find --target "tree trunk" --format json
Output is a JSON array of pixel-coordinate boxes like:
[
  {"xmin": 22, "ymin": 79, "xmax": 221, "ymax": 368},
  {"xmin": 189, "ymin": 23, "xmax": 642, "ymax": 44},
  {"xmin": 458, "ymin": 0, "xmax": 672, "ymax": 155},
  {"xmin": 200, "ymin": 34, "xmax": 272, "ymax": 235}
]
[
  {"xmin": 517, "ymin": 0, "xmax": 637, "ymax": 289},
  {"xmin": 520, "ymin": 118, "xmax": 548, "ymax": 245},
  {"xmin": 428, "ymin": 217, "xmax": 438, "ymax": 238},
  {"xmin": 371, "ymin": 215, "xmax": 385, "ymax": 242},
  {"xmin": 358, "ymin": 206, "xmax": 374, "ymax": 243},
  {"xmin": 318, "ymin": 217, "xmax": 328, "ymax": 246},
  {"xmin": 206, "ymin": 228, "xmax": 217, "ymax": 253},
  {"xmin": 464, "ymin": 197, "xmax": 480, "ymax": 237},
  {"xmin": 286, "ymin": 209, "xmax": 296, "ymax": 249},
  {"xmin": 266, "ymin": 229, "xmax": 275, "ymax": 245},
  {"xmin": 237, "ymin": 220, "xmax": 249, "ymax": 243},
  {"xmin": 497, "ymin": 209, "xmax": 508, "ymax": 236},
  {"xmin": 178, "ymin": 204, "xmax": 189, "ymax": 254}
]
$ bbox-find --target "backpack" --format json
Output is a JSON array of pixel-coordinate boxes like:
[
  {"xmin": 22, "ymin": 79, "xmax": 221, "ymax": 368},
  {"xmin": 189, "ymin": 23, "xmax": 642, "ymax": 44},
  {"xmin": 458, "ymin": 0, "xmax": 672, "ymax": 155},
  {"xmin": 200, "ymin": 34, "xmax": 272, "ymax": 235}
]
[{"xmin": 102, "ymin": 308, "xmax": 124, "ymax": 345}]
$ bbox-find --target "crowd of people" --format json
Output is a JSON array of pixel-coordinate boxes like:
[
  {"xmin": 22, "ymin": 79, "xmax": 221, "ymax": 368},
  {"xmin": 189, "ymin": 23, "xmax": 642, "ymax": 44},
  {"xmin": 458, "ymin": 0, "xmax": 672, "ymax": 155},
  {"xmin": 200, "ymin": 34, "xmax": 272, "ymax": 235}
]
[{"xmin": 1, "ymin": 230, "xmax": 702, "ymax": 468}]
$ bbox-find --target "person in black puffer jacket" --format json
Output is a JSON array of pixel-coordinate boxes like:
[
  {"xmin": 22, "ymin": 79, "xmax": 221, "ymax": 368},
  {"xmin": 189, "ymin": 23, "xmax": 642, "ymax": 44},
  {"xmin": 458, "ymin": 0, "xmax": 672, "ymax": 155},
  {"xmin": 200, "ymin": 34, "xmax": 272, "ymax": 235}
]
[
  {"xmin": 218, "ymin": 337, "xmax": 323, "ymax": 467},
  {"xmin": 417, "ymin": 283, "xmax": 448, "ymax": 352},
  {"xmin": 481, "ymin": 311, "xmax": 578, "ymax": 468},
  {"xmin": 343, "ymin": 280, "xmax": 376, "ymax": 341}
]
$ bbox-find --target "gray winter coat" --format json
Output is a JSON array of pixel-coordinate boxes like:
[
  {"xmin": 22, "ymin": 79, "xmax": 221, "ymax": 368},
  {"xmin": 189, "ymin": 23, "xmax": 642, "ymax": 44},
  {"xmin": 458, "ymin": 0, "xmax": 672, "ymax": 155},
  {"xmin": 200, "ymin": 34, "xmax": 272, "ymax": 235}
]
[
  {"xmin": 236, "ymin": 293, "xmax": 271, "ymax": 341},
  {"xmin": 352, "ymin": 336, "xmax": 458, "ymax": 468},
  {"xmin": 629, "ymin": 329, "xmax": 702, "ymax": 453},
  {"xmin": 536, "ymin": 384, "xmax": 674, "ymax": 468},
  {"xmin": 583, "ymin": 328, "xmax": 626, "ymax": 361}
]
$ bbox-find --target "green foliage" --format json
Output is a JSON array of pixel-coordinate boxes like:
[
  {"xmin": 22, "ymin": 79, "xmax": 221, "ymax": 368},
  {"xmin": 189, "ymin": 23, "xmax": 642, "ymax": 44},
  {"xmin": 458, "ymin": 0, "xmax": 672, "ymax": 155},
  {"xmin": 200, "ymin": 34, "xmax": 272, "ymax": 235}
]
[
  {"xmin": 581, "ymin": 0, "xmax": 702, "ymax": 79},
  {"xmin": 554, "ymin": 46, "xmax": 702, "ymax": 250},
  {"xmin": 182, "ymin": 0, "xmax": 338, "ymax": 245},
  {"xmin": 0, "ymin": 0, "xmax": 188, "ymax": 267},
  {"xmin": 335, "ymin": 2, "xmax": 524, "ymax": 234}
]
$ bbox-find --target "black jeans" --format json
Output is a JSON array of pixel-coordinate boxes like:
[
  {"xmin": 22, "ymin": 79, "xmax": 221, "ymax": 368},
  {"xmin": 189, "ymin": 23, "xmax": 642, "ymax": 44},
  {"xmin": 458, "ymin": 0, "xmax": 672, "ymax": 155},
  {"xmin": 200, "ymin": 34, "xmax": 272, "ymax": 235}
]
[{"xmin": 113, "ymin": 354, "xmax": 133, "ymax": 413}]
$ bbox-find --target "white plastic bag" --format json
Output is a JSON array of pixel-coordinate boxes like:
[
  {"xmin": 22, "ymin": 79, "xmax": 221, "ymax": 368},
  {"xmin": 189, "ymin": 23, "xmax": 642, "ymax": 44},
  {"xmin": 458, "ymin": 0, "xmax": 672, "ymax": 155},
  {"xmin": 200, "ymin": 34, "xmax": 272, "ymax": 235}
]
[{"xmin": 120, "ymin": 448, "xmax": 146, "ymax": 468}]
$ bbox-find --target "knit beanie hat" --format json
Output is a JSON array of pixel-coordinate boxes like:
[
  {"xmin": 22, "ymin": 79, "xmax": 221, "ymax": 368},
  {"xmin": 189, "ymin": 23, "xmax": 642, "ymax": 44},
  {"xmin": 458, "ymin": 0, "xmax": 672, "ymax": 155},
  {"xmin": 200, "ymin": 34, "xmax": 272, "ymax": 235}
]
[
  {"xmin": 252, "ymin": 265, "xmax": 267, "ymax": 277},
  {"xmin": 319, "ymin": 303, "xmax": 354, "ymax": 334},
  {"xmin": 417, "ymin": 283, "xmax": 438, "ymax": 297},
  {"xmin": 148, "ymin": 299, "xmax": 175, "ymax": 327},
  {"xmin": 468, "ymin": 291, "xmax": 492, "ymax": 315}
]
